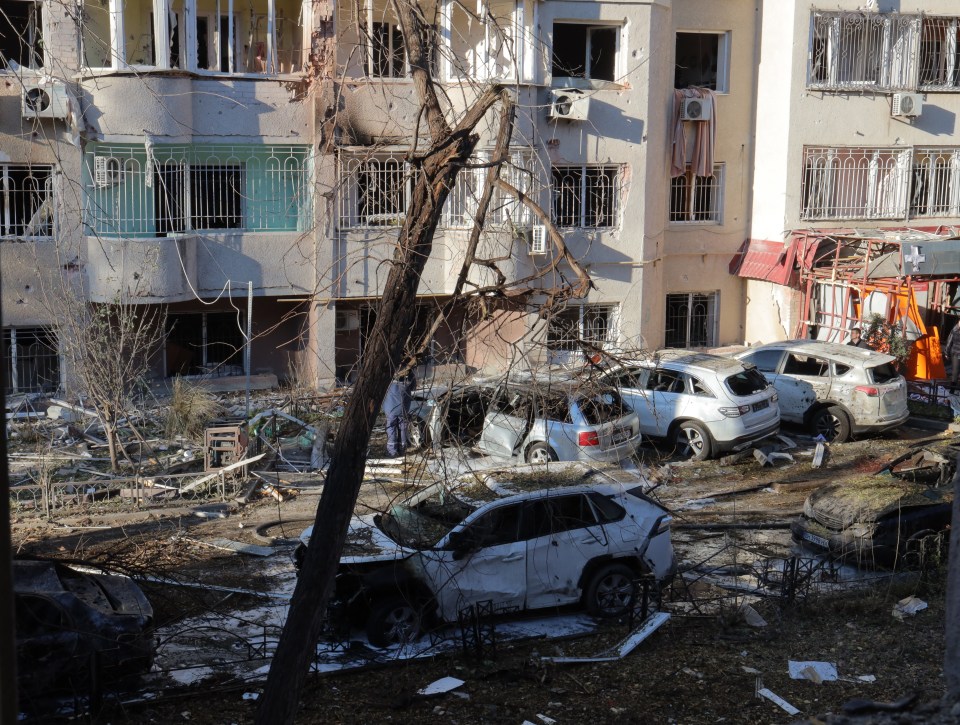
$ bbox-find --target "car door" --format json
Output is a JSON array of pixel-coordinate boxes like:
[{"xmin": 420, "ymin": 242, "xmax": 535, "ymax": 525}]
[
  {"xmin": 418, "ymin": 502, "xmax": 527, "ymax": 622},
  {"xmin": 524, "ymin": 494, "xmax": 610, "ymax": 610},
  {"xmin": 478, "ymin": 388, "xmax": 532, "ymax": 457},
  {"xmin": 640, "ymin": 367, "xmax": 687, "ymax": 436},
  {"xmin": 606, "ymin": 367, "xmax": 651, "ymax": 430},
  {"xmin": 775, "ymin": 351, "xmax": 833, "ymax": 422}
]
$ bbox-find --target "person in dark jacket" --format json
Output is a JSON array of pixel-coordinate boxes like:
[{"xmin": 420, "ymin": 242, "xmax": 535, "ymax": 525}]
[
  {"xmin": 847, "ymin": 327, "xmax": 872, "ymax": 349},
  {"xmin": 383, "ymin": 368, "xmax": 416, "ymax": 457}
]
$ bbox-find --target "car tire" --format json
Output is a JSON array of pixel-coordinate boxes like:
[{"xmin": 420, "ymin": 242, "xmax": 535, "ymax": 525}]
[
  {"xmin": 366, "ymin": 593, "xmax": 422, "ymax": 648},
  {"xmin": 583, "ymin": 562, "xmax": 637, "ymax": 617},
  {"xmin": 674, "ymin": 421, "xmax": 712, "ymax": 460},
  {"xmin": 526, "ymin": 442, "xmax": 558, "ymax": 464},
  {"xmin": 811, "ymin": 406, "xmax": 851, "ymax": 443},
  {"xmin": 407, "ymin": 418, "xmax": 431, "ymax": 451}
]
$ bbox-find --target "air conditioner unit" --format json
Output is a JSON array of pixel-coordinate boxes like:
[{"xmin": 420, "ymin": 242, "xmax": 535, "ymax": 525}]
[
  {"xmin": 549, "ymin": 88, "xmax": 590, "ymax": 122},
  {"xmin": 680, "ymin": 97, "xmax": 711, "ymax": 122},
  {"xmin": 21, "ymin": 81, "xmax": 69, "ymax": 120},
  {"xmin": 335, "ymin": 310, "xmax": 360, "ymax": 332},
  {"xmin": 892, "ymin": 92, "xmax": 923, "ymax": 118},
  {"xmin": 94, "ymin": 156, "xmax": 123, "ymax": 187},
  {"xmin": 529, "ymin": 225, "xmax": 548, "ymax": 255}
]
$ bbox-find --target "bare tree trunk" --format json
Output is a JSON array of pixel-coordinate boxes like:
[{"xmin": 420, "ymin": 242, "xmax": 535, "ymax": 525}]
[{"xmin": 945, "ymin": 461, "xmax": 960, "ymax": 698}]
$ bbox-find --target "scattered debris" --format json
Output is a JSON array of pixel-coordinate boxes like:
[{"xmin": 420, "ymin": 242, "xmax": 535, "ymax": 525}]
[
  {"xmin": 788, "ymin": 660, "xmax": 838, "ymax": 683},
  {"xmin": 242, "ymin": 692, "xmax": 260, "ymax": 701},
  {"xmin": 739, "ymin": 603, "xmax": 767, "ymax": 628},
  {"xmin": 841, "ymin": 693, "xmax": 918, "ymax": 715},
  {"xmin": 812, "ymin": 442, "xmax": 826, "ymax": 468},
  {"xmin": 191, "ymin": 538, "xmax": 276, "ymax": 557},
  {"xmin": 417, "ymin": 677, "xmax": 465, "ymax": 697},
  {"xmin": 542, "ymin": 612, "xmax": 671, "ymax": 663},
  {"xmin": 893, "ymin": 596, "xmax": 928, "ymax": 620},
  {"xmin": 756, "ymin": 679, "xmax": 800, "ymax": 715}
]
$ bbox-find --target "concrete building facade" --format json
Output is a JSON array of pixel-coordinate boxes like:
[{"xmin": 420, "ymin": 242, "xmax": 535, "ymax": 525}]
[{"xmin": 2, "ymin": 0, "xmax": 956, "ymax": 394}]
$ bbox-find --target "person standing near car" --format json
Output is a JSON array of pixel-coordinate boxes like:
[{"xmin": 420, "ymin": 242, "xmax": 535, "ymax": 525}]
[
  {"xmin": 847, "ymin": 327, "xmax": 872, "ymax": 349},
  {"xmin": 383, "ymin": 367, "xmax": 416, "ymax": 457},
  {"xmin": 945, "ymin": 319, "xmax": 960, "ymax": 389}
]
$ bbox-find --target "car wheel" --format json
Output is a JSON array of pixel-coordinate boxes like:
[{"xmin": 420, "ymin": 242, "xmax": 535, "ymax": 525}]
[
  {"xmin": 407, "ymin": 418, "xmax": 431, "ymax": 451},
  {"xmin": 674, "ymin": 421, "xmax": 712, "ymax": 460},
  {"xmin": 526, "ymin": 442, "xmax": 558, "ymax": 464},
  {"xmin": 811, "ymin": 406, "xmax": 851, "ymax": 443},
  {"xmin": 366, "ymin": 594, "xmax": 422, "ymax": 648},
  {"xmin": 584, "ymin": 562, "xmax": 636, "ymax": 617}
]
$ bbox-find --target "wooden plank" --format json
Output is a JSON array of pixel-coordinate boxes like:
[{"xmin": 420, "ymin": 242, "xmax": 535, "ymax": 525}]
[{"xmin": 179, "ymin": 453, "xmax": 266, "ymax": 492}]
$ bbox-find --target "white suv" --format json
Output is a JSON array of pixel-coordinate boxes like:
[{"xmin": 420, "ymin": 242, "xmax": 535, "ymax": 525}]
[
  {"xmin": 734, "ymin": 340, "xmax": 909, "ymax": 442},
  {"xmin": 600, "ymin": 351, "xmax": 780, "ymax": 460},
  {"xmin": 296, "ymin": 465, "xmax": 676, "ymax": 647}
]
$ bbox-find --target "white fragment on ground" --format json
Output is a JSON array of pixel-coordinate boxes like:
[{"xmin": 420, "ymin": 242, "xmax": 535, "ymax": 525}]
[
  {"xmin": 893, "ymin": 596, "xmax": 928, "ymax": 620},
  {"xmin": 242, "ymin": 693, "xmax": 260, "ymax": 701},
  {"xmin": 756, "ymin": 684, "xmax": 800, "ymax": 715},
  {"xmin": 788, "ymin": 660, "xmax": 838, "ymax": 683},
  {"xmin": 856, "ymin": 674, "xmax": 877, "ymax": 683},
  {"xmin": 739, "ymin": 604, "xmax": 767, "ymax": 628},
  {"xmin": 682, "ymin": 497, "xmax": 716, "ymax": 510},
  {"xmin": 169, "ymin": 666, "xmax": 213, "ymax": 686},
  {"xmin": 537, "ymin": 714, "xmax": 557, "ymax": 725},
  {"xmin": 417, "ymin": 677, "xmax": 465, "ymax": 697}
]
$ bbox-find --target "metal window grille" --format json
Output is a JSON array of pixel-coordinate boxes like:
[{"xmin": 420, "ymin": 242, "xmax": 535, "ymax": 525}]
[
  {"xmin": 665, "ymin": 292, "xmax": 717, "ymax": 349},
  {"xmin": 911, "ymin": 148, "xmax": 960, "ymax": 217},
  {"xmin": 338, "ymin": 152, "xmax": 417, "ymax": 229},
  {"xmin": 547, "ymin": 305, "xmax": 616, "ymax": 352},
  {"xmin": 86, "ymin": 145, "xmax": 310, "ymax": 237},
  {"xmin": 1, "ymin": 164, "xmax": 54, "ymax": 239},
  {"xmin": 441, "ymin": 150, "xmax": 538, "ymax": 230},
  {"xmin": 166, "ymin": 312, "xmax": 246, "ymax": 375},
  {"xmin": 363, "ymin": 22, "xmax": 405, "ymax": 77},
  {"xmin": 669, "ymin": 166, "xmax": 723, "ymax": 223},
  {"xmin": 2, "ymin": 327, "xmax": 60, "ymax": 394},
  {"xmin": 551, "ymin": 165, "xmax": 619, "ymax": 229},
  {"xmin": 919, "ymin": 18, "xmax": 960, "ymax": 90},
  {"xmin": 808, "ymin": 12, "xmax": 921, "ymax": 91},
  {"xmin": 800, "ymin": 146, "xmax": 911, "ymax": 221}
]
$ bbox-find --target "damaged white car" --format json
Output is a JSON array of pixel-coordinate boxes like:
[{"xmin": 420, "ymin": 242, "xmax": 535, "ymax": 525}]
[{"xmin": 296, "ymin": 468, "xmax": 676, "ymax": 647}]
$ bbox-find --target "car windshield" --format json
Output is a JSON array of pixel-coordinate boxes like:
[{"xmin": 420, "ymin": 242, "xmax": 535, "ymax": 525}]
[
  {"xmin": 378, "ymin": 485, "xmax": 476, "ymax": 549},
  {"xmin": 576, "ymin": 388, "xmax": 629, "ymax": 425},
  {"xmin": 725, "ymin": 367, "xmax": 768, "ymax": 396},
  {"xmin": 869, "ymin": 363, "xmax": 899, "ymax": 384}
]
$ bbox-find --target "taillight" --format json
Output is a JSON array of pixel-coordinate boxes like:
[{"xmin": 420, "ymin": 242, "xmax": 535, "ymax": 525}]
[
  {"xmin": 655, "ymin": 515, "xmax": 673, "ymax": 535},
  {"xmin": 855, "ymin": 385, "xmax": 880, "ymax": 397},
  {"xmin": 578, "ymin": 431, "xmax": 601, "ymax": 446},
  {"xmin": 719, "ymin": 405, "xmax": 750, "ymax": 417},
  {"xmin": 771, "ymin": 392, "xmax": 778, "ymax": 402}
]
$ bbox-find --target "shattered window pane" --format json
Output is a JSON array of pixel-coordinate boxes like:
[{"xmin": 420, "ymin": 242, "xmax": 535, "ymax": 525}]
[{"xmin": 0, "ymin": 0, "xmax": 43, "ymax": 69}]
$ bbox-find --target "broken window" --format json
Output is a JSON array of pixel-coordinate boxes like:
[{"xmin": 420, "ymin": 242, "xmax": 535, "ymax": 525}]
[
  {"xmin": 2, "ymin": 327, "xmax": 60, "ymax": 394},
  {"xmin": 675, "ymin": 32, "xmax": 728, "ymax": 91},
  {"xmin": 443, "ymin": 0, "xmax": 528, "ymax": 81},
  {"xmin": 364, "ymin": 21, "xmax": 405, "ymax": 77},
  {"xmin": 551, "ymin": 165, "xmax": 619, "ymax": 228},
  {"xmin": 441, "ymin": 149, "xmax": 537, "ymax": 230},
  {"xmin": 552, "ymin": 22, "xmax": 619, "ymax": 84},
  {"xmin": 547, "ymin": 305, "xmax": 616, "ymax": 353},
  {"xmin": 339, "ymin": 152, "xmax": 415, "ymax": 229},
  {"xmin": 911, "ymin": 148, "xmax": 960, "ymax": 218},
  {"xmin": 664, "ymin": 292, "xmax": 717, "ymax": 349},
  {"xmin": 166, "ymin": 311, "xmax": 245, "ymax": 375},
  {"xmin": 919, "ymin": 17, "xmax": 960, "ymax": 89},
  {"xmin": 87, "ymin": 144, "xmax": 310, "ymax": 237},
  {"xmin": 801, "ymin": 146, "xmax": 911, "ymax": 221},
  {"xmin": 670, "ymin": 165, "xmax": 723, "ymax": 223},
  {"xmin": 0, "ymin": 0, "xmax": 43, "ymax": 69},
  {"xmin": 1, "ymin": 164, "xmax": 53, "ymax": 238},
  {"xmin": 84, "ymin": 0, "xmax": 303, "ymax": 73}
]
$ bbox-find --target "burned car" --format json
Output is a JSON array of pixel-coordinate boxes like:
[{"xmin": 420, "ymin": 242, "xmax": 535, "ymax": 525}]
[
  {"xmin": 409, "ymin": 376, "xmax": 642, "ymax": 463},
  {"xmin": 296, "ymin": 466, "xmax": 676, "ymax": 646},
  {"xmin": 791, "ymin": 477, "xmax": 953, "ymax": 569},
  {"xmin": 14, "ymin": 559, "xmax": 155, "ymax": 696}
]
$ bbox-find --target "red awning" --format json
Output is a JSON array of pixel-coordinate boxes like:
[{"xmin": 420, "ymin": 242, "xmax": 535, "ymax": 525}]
[{"xmin": 729, "ymin": 238, "xmax": 797, "ymax": 286}]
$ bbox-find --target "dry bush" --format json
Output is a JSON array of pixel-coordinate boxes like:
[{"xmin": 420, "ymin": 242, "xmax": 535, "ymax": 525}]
[{"xmin": 165, "ymin": 377, "xmax": 223, "ymax": 439}]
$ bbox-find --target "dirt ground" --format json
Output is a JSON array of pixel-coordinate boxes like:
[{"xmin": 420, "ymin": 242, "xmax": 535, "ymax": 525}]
[{"xmin": 10, "ymin": 422, "xmax": 960, "ymax": 724}]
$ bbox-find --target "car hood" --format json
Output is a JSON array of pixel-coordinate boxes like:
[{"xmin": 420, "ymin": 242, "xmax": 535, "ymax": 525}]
[
  {"xmin": 804, "ymin": 480, "xmax": 954, "ymax": 529},
  {"xmin": 301, "ymin": 516, "xmax": 414, "ymax": 564}
]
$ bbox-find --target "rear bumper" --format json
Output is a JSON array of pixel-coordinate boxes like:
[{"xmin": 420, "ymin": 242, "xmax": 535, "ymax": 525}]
[
  {"xmin": 714, "ymin": 419, "xmax": 781, "ymax": 453},
  {"xmin": 851, "ymin": 409, "xmax": 909, "ymax": 435}
]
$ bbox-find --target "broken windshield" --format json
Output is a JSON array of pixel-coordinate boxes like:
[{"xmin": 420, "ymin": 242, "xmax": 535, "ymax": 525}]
[{"xmin": 378, "ymin": 486, "xmax": 476, "ymax": 549}]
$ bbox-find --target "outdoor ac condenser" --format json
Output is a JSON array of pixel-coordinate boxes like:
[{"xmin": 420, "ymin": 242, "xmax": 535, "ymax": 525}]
[
  {"xmin": 549, "ymin": 88, "xmax": 590, "ymax": 122},
  {"xmin": 21, "ymin": 81, "xmax": 69, "ymax": 119},
  {"xmin": 891, "ymin": 93, "xmax": 923, "ymax": 118},
  {"xmin": 680, "ymin": 97, "xmax": 712, "ymax": 121}
]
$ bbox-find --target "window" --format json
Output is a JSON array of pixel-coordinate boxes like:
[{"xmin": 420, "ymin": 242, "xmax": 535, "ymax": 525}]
[
  {"xmin": 919, "ymin": 17, "xmax": 960, "ymax": 89},
  {"xmin": 166, "ymin": 312, "xmax": 245, "ymax": 376},
  {"xmin": 740, "ymin": 349, "xmax": 783, "ymax": 373},
  {"xmin": 527, "ymin": 495, "xmax": 597, "ymax": 538},
  {"xmin": 86, "ymin": 145, "xmax": 310, "ymax": 237},
  {"xmin": 441, "ymin": 150, "xmax": 537, "ymax": 230},
  {"xmin": 675, "ymin": 32, "xmax": 729, "ymax": 92},
  {"xmin": 3, "ymin": 327, "xmax": 59, "ymax": 394},
  {"xmin": 464, "ymin": 503, "xmax": 524, "ymax": 547},
  {"xmin": 783, "ymin": 353, "xmax": 830, "ymax": 377},
  {"xmin": 83, "ymin": 0, "xmax": 303, "ymax": 74},
  {"xmin": 670, "ymin": 165, "xmax": 723, "ymax": 223},
  {"xmin": 911, "ymin": 148, "xmax": 960, "ymax": 218},
  {"xmin": 365, "ymin": 21, "xmax": 405, "ymax": 77},
  {"xmin": 646, "ymin": 369, "xmax": 684, "ymax": 394},
  {"xmin": 339, "ymin": 153, "xmax": 413, "ymax": 229},
  {"xmin": 1, "ymin": 0, "xmax": 43, "ymax": 69},
  {"xmin": 665, "ymin": 292, "xmax": 717, "ymax": 349},
  {"xmin": 547, "ymin": 305, "xmax": 616, "ymax": 352},
  {"xmin": 442, "ymin": 0, "xmax": 528, "ymax": 82},
  {"xmin": 552, "ymin": 165, "xmax": 620, "ymax": 228},
  {"xmin": 801, "ymin": 147, "xmax": 910, "ymax": 221},
  {"xmin": 1, "ymin": 165, "xmax": 53, "ymax": 238},
  {"xmin": 552, "ymin": 22, "xmax": 619, "ymax": 84}
]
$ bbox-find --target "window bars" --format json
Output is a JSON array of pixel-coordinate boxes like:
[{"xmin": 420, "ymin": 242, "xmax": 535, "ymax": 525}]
[
  {"xmin": 1, "ymin": 165, "xmax": 54, "ymax": 239},
  {"xmin": 86, "ymin": 145, "xmax": 311, "ymax": 237},
  {"xmin": 911, "ymin": 148, "xmax": 960, "ymax": 218},
  {"xmin": 665, "ymin": 293, "xmax": 717, "ymax": 349},
  {"xmin": 919, "ymin": 18, "xmax": 960, "ymax": 90},
  {"xmin": 669, "ymin": 166, "xmax": 723, "ymax": 223},
  {"xmin": 800, "ymin": 147, "xmax": 911, "ymax": 221},
  {"xmin": 547, "ymin": 305, "xmax": 616, "ymax": 352},
  {"xmin": 442, "ymin": 151, "xmax": 538, "ymax": 231},
  {"xmin": 551, "ymin": 165, "xmax": 620, "ymax": 229},
  {"xmin": 2, "ymin": 327, "xmax": 60, "ymax": 395}
]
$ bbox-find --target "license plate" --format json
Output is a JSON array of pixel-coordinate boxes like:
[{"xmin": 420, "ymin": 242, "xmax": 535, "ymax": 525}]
[
  {"xmin": 752, "ymin": 399, "xmax": 769, "ymax": 412},
  {"xmin": 612, "ymin": 428, "xmax": 631, "ymax": 445},
  {"xmin": 801, "ymin": 531, "xmax": 830, "ymax": 549}
]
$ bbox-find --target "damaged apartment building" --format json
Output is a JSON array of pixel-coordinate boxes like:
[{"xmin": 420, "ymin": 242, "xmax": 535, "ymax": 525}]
[{"xmin": 4, "ymin": 0, "xmax": 960, "ymax": 394}]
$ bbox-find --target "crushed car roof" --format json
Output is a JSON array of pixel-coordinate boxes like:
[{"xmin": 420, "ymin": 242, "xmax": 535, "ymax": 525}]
[{"xmin": 621, "ymin": 350, "xmax": 755, "ymax": 375}]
